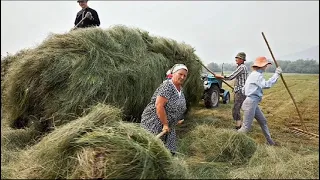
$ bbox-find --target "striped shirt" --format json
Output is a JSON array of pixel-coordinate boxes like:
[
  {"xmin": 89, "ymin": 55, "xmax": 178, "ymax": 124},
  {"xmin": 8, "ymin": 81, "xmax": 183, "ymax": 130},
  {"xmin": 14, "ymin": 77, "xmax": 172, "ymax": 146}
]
[{"xmin": 224, "ymin": 64, "xmax": 248, "ymax": 93}]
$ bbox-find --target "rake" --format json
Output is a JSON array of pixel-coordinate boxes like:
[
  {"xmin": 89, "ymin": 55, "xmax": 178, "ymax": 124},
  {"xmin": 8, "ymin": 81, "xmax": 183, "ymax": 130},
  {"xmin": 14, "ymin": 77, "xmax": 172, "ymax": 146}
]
[{"xmin": 261, "ymin": 32, "xmax": 318, "ymax": 139}]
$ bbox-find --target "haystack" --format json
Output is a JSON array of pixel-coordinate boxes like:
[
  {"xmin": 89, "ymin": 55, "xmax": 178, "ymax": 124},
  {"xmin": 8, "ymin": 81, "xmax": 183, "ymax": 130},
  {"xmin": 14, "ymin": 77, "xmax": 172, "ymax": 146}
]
[
  {"xmin": 228, "ymin": 145, "xmax": 319, "ymax": 179},
  {"xmin": 178, "ymin": 125, "xmax": 257, "ymax": 165},
  {"xmin": 3, "ymin": 104, "xmax": 190, "ymax": 179},
  {"xmin": 1, "ymin": 50, "xmax": 31, "ymax": 85},
  {"xmin": 1, "ymin": 25, "xmax": 203, "ymax": 131}
]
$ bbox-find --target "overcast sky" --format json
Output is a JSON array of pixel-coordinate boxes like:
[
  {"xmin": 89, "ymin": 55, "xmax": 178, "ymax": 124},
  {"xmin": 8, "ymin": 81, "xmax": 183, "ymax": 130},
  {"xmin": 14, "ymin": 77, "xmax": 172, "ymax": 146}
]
[{"xmin": 1, "ymin": 1, "xmax": 319, "ymax": 64}]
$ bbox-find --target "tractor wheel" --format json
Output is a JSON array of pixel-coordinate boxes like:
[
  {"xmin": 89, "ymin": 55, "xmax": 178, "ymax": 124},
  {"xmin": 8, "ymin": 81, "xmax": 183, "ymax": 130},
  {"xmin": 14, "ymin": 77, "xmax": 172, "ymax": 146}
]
[
  {"xmin": 223, "ymin": 92, "xmax": 230, "ymax": 104},
  {"xmin": 204, "ymin": 85, "xmax": 220, "ymax": 108}
]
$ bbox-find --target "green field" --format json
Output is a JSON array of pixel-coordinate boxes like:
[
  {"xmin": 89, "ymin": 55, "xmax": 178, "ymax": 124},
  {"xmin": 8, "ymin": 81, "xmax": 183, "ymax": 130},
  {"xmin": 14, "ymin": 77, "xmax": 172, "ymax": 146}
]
[{"xmin": 2, "ymin": 73, "xmax": 319, "ymax": 179}]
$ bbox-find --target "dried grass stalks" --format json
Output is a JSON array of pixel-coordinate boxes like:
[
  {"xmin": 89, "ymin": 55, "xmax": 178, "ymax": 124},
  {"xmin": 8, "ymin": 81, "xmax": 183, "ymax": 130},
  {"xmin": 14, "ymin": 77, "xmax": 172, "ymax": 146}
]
[
  {"xmin": 179, "ymin": 125, "xmax": 257, "ymax": 165},
  {"xmin": 1, "ymin": 25, "xmax": 203, "ymax": 132},
  {"xmin": 3, "ymin": 104, "xmax": 190, "ymax": 179},
  {"xmin": 228, "ymin": 145, "xmax": 319, "ymax": 179}
]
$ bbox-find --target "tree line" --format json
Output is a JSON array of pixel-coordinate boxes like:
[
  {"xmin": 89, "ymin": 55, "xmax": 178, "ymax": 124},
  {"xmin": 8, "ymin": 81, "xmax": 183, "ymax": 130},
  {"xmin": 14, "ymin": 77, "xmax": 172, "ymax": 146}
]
[{"xmin": 205, "ymin": 59, "xmax": 319, "ymax": 74}]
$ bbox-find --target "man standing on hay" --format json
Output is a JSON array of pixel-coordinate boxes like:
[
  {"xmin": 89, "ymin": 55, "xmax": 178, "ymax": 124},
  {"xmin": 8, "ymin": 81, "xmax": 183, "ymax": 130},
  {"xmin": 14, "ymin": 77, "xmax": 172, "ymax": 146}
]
[
  {"xmin": 214, "ymin": 52, "xmax": 248, "ymax": 130},
  {"xmin": 74, "ymin": 0, "xmax": 100, "ymax": 28},
  {"xmin": 140, "ymin": 64, "xmax": 188, "ymax": 156}
]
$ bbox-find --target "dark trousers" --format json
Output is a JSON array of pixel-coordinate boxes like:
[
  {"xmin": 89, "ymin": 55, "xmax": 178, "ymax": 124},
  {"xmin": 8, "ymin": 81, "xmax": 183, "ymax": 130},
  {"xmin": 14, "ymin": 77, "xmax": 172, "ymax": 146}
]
[{"xmin": 232, "ymin": 91, "xmax": 246, "ymax": 121}]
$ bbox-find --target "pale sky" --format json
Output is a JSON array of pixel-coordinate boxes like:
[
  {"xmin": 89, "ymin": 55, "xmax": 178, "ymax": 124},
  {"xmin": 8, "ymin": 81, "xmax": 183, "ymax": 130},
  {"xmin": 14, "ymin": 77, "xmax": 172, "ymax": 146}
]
[{"xmin": 1, "ymin": 1, "xmax": 319, "ymax": 64}]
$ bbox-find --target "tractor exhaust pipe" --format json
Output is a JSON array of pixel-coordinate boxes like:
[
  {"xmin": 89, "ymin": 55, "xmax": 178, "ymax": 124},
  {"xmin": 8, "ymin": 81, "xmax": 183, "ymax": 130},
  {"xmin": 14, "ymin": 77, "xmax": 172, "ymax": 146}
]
[{"xmin": 221, "ymin": 63, "xmax": 224, "ymax": 76}]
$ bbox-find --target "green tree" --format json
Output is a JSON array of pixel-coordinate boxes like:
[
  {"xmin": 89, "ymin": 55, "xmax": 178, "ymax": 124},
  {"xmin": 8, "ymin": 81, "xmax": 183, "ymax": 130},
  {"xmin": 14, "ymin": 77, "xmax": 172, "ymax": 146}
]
[{"xmin": 206, "ymin": 62, "xmax": 221, "ymax": 72}]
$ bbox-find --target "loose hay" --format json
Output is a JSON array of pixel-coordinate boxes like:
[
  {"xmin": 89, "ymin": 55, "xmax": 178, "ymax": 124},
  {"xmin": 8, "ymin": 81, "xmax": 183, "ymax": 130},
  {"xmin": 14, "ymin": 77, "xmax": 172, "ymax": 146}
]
[
  {"xmin": 1, "ymin": 25, "xmax": 203, "ymax": 131},
  {"xmin": 1, "ymin": 49, "xmax": 32, "ymax": 86},
  {"xmin": 228, "ymin": 145, "xmax": 319, "ymax": 179},
  {"xmin": 1, "ymin": 127, "xmax": 41, "ymax": 179},
  {"xmin": 70, "ymin": 126, "xmax": 189, "ymax": 179},
  {"xmin": 179, "ymin": 124, "xmax": 257, "ymax": 165},
  {"xmin": 186, "ymin": 158, "xmax": 230, "ymax": 179},
  {"xmin": 4, "ymin": 104, "xmax": 190, "ymax": 179},
  {"xmin": 1, "ymin": 127, "xmax": 40, "ymax": 150}
]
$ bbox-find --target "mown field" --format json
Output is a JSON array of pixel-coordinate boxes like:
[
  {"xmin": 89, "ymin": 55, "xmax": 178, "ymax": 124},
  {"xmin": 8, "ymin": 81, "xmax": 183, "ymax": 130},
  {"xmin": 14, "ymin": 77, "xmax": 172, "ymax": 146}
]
[
  {"xmin": 2, "ymin": 72, "xmax": 319, "ymax": 179},
  {"xmin": 174, "ymin": 73, "xmax": 319, "ymax": 178},
  {"xmin": 180, "ymin": 73, "xmax": 319, "ymax": 148}
]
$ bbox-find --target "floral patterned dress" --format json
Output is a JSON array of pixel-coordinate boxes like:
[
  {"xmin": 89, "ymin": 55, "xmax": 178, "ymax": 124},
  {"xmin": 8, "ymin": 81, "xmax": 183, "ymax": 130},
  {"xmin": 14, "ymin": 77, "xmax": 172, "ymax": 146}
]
[{"xmin": 140, "ymin": 80, "xmax": 187, "ymax": 153}]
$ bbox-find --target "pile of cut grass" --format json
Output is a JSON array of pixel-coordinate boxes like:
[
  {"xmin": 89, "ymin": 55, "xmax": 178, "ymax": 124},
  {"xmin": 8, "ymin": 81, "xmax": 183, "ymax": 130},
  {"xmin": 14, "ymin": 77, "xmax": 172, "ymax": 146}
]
[
  {"xmin": 1, "ymin": 50, "xmax": 31, "ymax": 84},
  {"xmin": 178, "ymin": 125, "xmax": 257, "ymax": 165},
  {"xmin": 228, "ymin": 145, "xmax": 319, "ymax": 179},
  {"xmin": 1, "ymin": 127, "xmax": 40, "ymax": 150},
  {"xmin": 1, "ymin": 25, "xmax": 203, "ymax": 132},
  {"xmin": 2, "ymin": 104, "xmax": 190, "ymax": 179}
]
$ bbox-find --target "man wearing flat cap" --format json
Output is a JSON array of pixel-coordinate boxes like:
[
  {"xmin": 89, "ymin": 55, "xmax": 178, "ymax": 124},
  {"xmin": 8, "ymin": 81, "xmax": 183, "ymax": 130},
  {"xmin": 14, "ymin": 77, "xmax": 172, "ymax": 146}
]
[
  {"xmin": 74, "ymin": 0, "xmax": 100, "ymax": 28},
  {"xmin": 214, "ymin": 52, "xmax": 248, "ymax": 130}
]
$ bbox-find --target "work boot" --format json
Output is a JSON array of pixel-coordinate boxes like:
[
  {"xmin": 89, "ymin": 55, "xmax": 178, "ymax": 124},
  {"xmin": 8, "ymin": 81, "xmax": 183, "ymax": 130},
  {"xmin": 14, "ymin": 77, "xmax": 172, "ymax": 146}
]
[
  {"xmin": 270, "ymin": 142, "xmax": 280, "ymax": 146},
  {"xmin": 266, "ymin": 141, "xmax": 280, "ymax": 146},
  {"xmin": 235, "ymin": 120, "xmax": 242, "ymax": 130}
]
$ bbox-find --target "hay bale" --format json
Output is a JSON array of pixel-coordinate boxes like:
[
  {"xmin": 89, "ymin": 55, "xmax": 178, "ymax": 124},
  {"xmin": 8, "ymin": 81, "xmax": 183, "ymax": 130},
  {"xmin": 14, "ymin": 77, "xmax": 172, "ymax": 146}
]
[
  {"xmin": 179, "ymin": 125, "xmax": 257, "ymax": 165},
  {"xmin": 229, "ymin": 145, "xmax": 319, "ymax": 179},
  {"xmin": 2, "ymin": 25, "xmax": 203, "ymax": 131},
  {"xmin": 4, "ymin": 104, "xmax": 190, "ymax": 179}
]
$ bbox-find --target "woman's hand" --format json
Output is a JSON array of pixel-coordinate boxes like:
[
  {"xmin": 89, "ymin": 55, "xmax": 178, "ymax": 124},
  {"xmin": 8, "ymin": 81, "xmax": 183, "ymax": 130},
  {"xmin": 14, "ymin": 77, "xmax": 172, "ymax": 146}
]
[
  {"xmin": 162, "ymin": 124, "xmax": 170, "ymax": 133},
  {"xmin": 214, "ymin": 74, "xmax": 224, "ymax": 79},
  {"xmin": 177, "ymin": 119, "xmax": 184, "ymax": 125}
]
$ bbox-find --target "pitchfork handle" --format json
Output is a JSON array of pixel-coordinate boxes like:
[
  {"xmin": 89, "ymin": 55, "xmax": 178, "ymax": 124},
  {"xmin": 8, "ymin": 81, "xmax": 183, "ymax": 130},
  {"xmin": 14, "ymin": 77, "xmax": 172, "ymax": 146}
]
[
  {"xmin": 261, "ymin": 32, "xmax": 307, "ymax": 131},
  {"xmin": 156, "ymin": 131, "xmax": 168, "ymax": 138}
]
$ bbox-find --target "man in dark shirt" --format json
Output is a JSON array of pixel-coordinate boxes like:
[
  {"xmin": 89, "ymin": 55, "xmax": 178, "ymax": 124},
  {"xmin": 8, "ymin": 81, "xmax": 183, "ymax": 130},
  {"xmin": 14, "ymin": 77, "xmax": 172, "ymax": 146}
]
[{"xmin": 74, "ymin": 0, "xmax": 100, "ymax": 28}]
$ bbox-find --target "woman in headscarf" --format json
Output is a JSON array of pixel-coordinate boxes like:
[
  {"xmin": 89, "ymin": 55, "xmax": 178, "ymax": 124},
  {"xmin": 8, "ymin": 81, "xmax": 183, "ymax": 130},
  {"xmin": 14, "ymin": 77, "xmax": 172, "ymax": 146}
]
[{"xmin": 140, "ymin": 64, "xmax": 188, "ymax": 155}]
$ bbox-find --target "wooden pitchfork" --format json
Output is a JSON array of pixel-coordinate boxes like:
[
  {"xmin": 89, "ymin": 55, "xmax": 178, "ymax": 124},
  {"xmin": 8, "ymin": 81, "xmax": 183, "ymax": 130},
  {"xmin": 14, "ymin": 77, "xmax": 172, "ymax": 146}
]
[
  {"xmin": 195, "ymin": 59, "xmax": 234, "ymax": 90},
  {"xmin": 261, "ymin": 32, "xmax": 318, "ymax": 138},
  {"xmin": 156, "ymin": 130, "xmax": 168, "ymax": 138}
]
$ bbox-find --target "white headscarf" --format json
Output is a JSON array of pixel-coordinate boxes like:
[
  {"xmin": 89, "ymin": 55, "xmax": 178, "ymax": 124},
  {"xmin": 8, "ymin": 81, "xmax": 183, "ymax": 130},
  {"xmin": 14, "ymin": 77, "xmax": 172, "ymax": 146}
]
[
  {"xmin": 170, "ymin": 64, "xmax": 188, "ymax": 74},
  {"xmin": 166, "ymin": 69, "xmax": 172, "ymax": 76}
]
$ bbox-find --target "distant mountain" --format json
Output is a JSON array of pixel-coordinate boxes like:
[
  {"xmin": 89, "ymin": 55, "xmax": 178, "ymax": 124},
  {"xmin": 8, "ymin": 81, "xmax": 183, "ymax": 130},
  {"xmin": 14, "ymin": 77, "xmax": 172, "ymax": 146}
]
[{"xmin": 277, "ymin": 45, "xmax": 319, "ymax": 61}]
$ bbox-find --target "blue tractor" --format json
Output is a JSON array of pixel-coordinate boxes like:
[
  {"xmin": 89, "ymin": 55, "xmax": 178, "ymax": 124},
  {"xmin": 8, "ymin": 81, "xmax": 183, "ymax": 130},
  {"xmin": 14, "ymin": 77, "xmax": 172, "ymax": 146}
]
[{"xmin": 201, "ymin": 73, "xmax": 231, "ymax": 108}]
